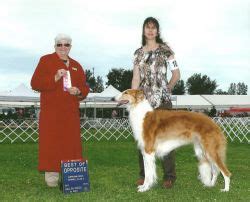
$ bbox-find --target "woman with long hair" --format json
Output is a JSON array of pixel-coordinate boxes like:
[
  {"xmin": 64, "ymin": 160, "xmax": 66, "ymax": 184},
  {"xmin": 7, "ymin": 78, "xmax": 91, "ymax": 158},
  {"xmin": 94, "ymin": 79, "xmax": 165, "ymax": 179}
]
[{"xmin": 131, "ymin": 17, "xmax": 180, "ymax": 188}]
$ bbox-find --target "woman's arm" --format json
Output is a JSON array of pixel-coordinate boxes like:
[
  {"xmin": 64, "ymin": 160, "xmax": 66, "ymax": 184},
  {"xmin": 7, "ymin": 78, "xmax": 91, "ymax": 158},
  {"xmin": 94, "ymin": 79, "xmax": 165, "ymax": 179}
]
[
  {"xmin": 75, "ymin": 66, "xmax": 90, "ymax": 100},
  {"xmin": 131, "ymin": 65, "xmax": 140, "ymax": 89},
  {"xmin": 168, "ymin": 69, "xmax": 180, "ymax": 90},
  {"xmin": 167, "ymin": 55, "xmax": 180, "ymax": 91},
  {"xmin": 31, "ymin": 56, "xmax": 58, "ymax": 92}
]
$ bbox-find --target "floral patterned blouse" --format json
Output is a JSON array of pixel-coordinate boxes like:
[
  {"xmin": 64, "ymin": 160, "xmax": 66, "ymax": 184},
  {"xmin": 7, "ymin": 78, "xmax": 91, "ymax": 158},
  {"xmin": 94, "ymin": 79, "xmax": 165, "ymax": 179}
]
[{"xmin": 133, "ymin": 43, "xmax": 178, "ymax": 108}]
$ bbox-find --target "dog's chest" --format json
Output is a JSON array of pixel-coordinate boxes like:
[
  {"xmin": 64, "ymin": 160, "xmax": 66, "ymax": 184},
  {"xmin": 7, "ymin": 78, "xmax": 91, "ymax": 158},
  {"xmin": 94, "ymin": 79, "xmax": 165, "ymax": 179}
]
[
  {"xmin": 129, "ymin": 111, "xmax": 144, "ymax": 141},
  {"xmin": 128, "ymin": 100, "xmax": 153, "ymax": 149},
  {"xmin": 129, "ymin": 110, "xmax": 148, "ymax": 148}
]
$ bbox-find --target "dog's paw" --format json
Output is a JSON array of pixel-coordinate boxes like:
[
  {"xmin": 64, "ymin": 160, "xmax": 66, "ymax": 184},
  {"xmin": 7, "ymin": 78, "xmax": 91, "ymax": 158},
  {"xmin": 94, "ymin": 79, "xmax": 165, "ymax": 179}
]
[
  {"xmin": 203, "ymin": 183, "xmax": 213, "ymax": 187},
  {"xmin": 137, "ymin": 184, "xmax": 150, "ymax": 192},
  {"xmin": 220, "ymin": 188, "xmax": 229, "ymax": 192}
]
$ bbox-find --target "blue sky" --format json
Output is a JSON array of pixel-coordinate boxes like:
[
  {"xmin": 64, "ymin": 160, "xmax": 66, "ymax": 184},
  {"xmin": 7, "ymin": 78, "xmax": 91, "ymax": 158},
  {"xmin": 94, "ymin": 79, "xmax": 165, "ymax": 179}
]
[{"xmin": 0, "ymin": 0, "xmax": 249, "ymax": 93}]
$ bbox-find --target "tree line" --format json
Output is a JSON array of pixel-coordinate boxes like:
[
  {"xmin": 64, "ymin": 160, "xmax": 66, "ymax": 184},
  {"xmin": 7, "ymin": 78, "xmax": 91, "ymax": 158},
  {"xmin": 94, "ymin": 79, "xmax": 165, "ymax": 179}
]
[{"xmin": 86, "ymin": 68, "xmax": 248, "ymax": 95}]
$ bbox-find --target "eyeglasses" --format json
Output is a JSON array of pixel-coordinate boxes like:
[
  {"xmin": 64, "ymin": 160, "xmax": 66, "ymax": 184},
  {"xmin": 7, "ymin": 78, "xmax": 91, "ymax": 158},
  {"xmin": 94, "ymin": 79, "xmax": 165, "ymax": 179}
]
[{"xmin": 56, "ymin": 43, "xmax": 71, "ymax": 47}]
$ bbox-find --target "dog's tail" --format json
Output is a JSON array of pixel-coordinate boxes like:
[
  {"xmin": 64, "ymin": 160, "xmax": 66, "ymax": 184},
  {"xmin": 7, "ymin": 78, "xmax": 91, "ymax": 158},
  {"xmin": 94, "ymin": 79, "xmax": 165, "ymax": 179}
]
[
  {"xmin": 200, "ymin": 130, "xmax": 231, "ymax": 191},
  {"xmin": 205, "ymin": 131, "xmax": 231, "ymax": 178}
]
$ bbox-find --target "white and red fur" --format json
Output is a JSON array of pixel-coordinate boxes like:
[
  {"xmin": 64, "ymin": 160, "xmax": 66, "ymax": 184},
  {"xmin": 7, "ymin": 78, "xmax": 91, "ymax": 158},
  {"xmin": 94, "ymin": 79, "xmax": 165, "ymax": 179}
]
[{"xmin": 115, "ymin": 89, "xmax": 231, "ymax": 192}]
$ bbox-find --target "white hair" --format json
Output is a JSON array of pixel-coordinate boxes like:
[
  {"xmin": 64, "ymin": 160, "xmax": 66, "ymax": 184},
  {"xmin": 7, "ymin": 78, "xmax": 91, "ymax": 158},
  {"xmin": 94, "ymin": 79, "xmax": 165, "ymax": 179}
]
[{"xmin": 54, "ymin": 33, "xmax": 72, "ymax": 44}]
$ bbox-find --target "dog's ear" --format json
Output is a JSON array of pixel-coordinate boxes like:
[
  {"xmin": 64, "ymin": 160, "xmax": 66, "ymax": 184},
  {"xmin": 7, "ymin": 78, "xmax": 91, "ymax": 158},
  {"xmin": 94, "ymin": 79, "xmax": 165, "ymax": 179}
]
[{"xmin": 136, "ymin": 90, "xmax": 144, "ymax": 101}]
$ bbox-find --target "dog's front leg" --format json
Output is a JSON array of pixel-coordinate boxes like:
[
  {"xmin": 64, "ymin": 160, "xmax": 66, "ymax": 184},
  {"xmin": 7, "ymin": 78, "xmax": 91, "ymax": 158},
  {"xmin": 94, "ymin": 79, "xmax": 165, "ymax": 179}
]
[{"xmin": 138, "ymin": 152, "xmax": 157, "ymax": 192}]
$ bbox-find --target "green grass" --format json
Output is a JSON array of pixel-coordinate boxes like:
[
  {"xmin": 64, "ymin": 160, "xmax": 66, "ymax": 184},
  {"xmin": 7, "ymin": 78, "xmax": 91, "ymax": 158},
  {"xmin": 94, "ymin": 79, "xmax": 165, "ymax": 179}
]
[{"xmin": 0, "ymin": 140, "xmax": 249, "ymax": 201}]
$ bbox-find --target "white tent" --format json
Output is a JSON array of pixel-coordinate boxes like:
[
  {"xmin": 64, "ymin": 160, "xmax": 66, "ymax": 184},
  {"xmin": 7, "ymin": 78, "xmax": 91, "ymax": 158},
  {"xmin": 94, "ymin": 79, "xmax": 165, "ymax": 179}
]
[
  {"xmin": 171, "ymin": 95, "xmax": 212, "ymax": 109},
  {"xmin": 171, "ymin": 95, "xmax": 250, "ymax": 110},
  {"xmin": 85, "ymin": 85, "xmax": 120, "ymax": 102},
  {"xmin": 0, "ymin": 83, "xmax": 39, "ymax": 104},
  {"xmin": 98, "ymin": 85, "xmax": 120, "ymax": 98},
  {"xmin": 5, "ymin": 83, "xmax": 38, "ymax": 97},
  {"xmin": 202, "ymin": 95, "xmax": 250, "ymax": 109},
  {"xmin": 1, "ymin": 84, "xmax": 250, "ymax": 111},
  {"xmin": 81, "ymin": 85, "xmax": 121, "ymax": 117}
]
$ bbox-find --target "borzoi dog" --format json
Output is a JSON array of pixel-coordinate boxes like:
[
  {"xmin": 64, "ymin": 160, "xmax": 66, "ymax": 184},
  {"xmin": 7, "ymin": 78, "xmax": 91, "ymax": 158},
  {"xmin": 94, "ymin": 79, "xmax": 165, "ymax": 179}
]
[{"xmin": 115, "ymin": 89, "xmax": 231, "ymax": 192}]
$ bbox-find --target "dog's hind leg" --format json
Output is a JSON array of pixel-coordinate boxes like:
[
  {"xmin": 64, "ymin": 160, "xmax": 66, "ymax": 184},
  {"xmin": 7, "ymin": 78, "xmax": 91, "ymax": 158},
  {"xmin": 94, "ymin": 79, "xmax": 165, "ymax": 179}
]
[
  {"xmin": 194, "ymin": 141, "xmax": 212, "ymax": 186},
  {"xmin": 137, "ymin": 151, "xmax": 157, "ymax": 192},
  {"xmin": 194, "ymin": 140, "xmax": 204, "ymax": 161},
  {"xmin": 210, "ymin": 163, "xmax": 220, "ymax": 186},
  {"xmin": 209, "ymin": 152, "xmax": 231, "ymax": 192},
  {"xmin": 198, "ymin": 159, "xmax": 213, "ymax": 187},
  {"xmin": 204, "ymin": 133, "xmax": 231, "ymax": 192}
]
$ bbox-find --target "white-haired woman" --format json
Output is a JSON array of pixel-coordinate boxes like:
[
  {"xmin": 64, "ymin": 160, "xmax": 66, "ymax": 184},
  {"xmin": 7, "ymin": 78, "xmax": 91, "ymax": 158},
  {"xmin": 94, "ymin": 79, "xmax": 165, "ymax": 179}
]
[{"xmin": 31, "ymin": 34, "xmax": 89, "ymax": 187}]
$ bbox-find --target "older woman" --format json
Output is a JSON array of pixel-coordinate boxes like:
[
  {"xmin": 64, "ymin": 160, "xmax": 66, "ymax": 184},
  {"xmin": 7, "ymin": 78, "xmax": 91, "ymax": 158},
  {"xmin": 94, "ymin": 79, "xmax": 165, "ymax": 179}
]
[{"xmin": 31, "ymin": 33, "xmax": 89, "ymax": 187}]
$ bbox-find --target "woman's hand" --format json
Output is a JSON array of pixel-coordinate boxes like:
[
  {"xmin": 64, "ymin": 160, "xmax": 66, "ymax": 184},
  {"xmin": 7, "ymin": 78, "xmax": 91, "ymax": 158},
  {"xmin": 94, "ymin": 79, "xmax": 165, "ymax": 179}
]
[
  {"xmin": 55, "ymin": 69, "xmax": 67, "ymax": 82},
  {"xmin": 167, "ymin": 84, "xmax": 172, "ymax": 93},
  {"xmin": 68, "ymin": 87, "xmax": 81, "ymax": 96}
]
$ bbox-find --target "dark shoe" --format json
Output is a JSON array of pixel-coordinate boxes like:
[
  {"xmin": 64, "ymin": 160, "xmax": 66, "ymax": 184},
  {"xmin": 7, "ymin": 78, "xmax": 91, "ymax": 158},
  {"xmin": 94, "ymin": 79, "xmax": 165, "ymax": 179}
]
[
  {"xmin": 163, "ymin": 179, "xmax": 175, "ymax": 188},
  {"xmin": 136, "ymin": 178, "xmax": 144, "ymax": 186}
]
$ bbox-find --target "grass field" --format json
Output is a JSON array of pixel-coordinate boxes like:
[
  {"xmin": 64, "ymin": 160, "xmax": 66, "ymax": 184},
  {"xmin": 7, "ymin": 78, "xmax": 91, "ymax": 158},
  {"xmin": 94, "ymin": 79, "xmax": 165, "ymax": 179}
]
[{"xmin": 0, "ymin": 140, "xmax": 249, "ymax": 201}]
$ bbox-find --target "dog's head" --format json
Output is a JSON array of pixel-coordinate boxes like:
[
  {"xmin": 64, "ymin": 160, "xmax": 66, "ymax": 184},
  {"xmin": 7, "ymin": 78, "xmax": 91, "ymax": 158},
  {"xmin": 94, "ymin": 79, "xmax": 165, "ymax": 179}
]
[{"xmin": 115, "ymin": 89, "xmax": 145, "ymax": 107}]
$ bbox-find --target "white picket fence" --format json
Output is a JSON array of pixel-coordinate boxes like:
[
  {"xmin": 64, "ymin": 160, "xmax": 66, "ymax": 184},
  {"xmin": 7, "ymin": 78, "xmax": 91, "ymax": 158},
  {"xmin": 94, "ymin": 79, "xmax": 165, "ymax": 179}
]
[{"xmin": 0, "ymin": 117, "xmax": 249, "ymax": 143}]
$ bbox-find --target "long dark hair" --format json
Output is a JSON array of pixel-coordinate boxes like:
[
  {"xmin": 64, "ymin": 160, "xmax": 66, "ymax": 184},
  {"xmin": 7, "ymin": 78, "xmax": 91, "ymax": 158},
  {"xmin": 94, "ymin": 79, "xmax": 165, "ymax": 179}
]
[
  {"xmin": 142, "ymin": 17, "xmax": 174, "ymax": 55},
  {"xmin": 142, "ymin": 17, "xmax": 164, "ymax": 46}
]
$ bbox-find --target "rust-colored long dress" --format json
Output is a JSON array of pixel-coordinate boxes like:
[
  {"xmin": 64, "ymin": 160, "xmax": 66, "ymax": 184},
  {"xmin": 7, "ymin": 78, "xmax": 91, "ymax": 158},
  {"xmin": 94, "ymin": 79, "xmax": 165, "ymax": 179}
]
[{"xmin": 31, "ymin": 52, "xmax": 89, "ymax": 172}]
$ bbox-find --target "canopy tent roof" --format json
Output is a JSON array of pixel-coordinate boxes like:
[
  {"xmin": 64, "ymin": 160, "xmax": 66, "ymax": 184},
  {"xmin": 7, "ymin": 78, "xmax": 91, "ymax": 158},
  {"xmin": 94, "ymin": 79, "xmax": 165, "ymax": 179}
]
[
  {"xmin": 0, "ymin": 83, "xmax": 39, "ymax": 97},
  {"xmin": 0, "ymin": 84, "xmax": 250, "ymax": 110},
  {"xmin": 0, "ymin": 83, "xmax": 39, "ymax": 102},
  {"xmin": 171, "ymin": 95, "xmax": 211, "ymax": 109},
  {"xmin": 85, "ymin": 85, "xmax": 121, "ymax": 102},
  {"xmin": 171, "ymin": 94, "xmax": 250, "ymax": 109},
  {"xmin": 202, "ymin": 95, "xmax": 250, "ymax": 107}
]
